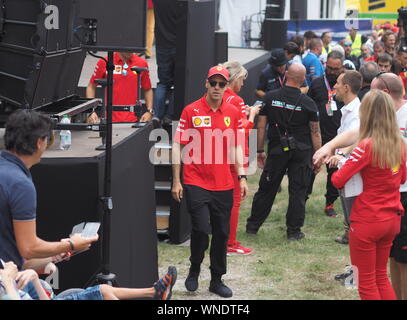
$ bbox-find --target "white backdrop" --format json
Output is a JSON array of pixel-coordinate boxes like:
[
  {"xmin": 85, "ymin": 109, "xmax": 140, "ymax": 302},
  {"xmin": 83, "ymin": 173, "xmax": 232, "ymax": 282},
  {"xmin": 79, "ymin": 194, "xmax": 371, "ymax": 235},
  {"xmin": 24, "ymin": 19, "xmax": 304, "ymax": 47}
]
[{"xmin": 218, "ymin": 0, "xmax": 268, "ymax": 47}]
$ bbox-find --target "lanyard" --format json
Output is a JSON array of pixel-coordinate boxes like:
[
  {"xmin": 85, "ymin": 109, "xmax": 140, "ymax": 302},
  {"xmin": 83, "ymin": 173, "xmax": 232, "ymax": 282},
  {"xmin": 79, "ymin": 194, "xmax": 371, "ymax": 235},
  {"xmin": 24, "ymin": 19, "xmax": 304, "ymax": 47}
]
[
  {"xmin": 324, "ymin": 76, "xmax": 335, "ymax": 102},
  {"xmin": 278, "ymin": 74, "xmax": 286, "ymax": 87}
]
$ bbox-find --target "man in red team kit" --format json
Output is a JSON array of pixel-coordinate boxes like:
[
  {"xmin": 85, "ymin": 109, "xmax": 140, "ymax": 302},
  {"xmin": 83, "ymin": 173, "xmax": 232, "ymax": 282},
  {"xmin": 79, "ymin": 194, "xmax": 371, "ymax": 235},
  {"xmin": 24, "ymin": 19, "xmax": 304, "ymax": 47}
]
[
  {"xmin": 172, "ymin": 66, "xmax": 249, "ymax": 298},
  {"xmin": 86, "ymin": 52, "xmax": 154, "ymax": 123}
]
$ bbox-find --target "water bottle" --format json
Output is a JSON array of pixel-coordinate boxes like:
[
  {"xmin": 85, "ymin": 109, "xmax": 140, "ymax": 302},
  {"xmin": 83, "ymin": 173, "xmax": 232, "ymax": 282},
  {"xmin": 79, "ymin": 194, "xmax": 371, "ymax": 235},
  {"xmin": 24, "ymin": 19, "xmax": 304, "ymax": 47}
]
[{"xmin": 59, "ymin": 115, "xmax": 72, "ymax": 150}]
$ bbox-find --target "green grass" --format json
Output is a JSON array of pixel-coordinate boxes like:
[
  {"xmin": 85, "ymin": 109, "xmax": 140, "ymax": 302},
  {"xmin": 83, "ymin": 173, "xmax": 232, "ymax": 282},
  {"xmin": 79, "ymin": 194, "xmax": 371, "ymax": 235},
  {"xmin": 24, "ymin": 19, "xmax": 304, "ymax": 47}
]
[{"xmin": 157, "ymin": 168, "xmax": 360, "ymax": 300}]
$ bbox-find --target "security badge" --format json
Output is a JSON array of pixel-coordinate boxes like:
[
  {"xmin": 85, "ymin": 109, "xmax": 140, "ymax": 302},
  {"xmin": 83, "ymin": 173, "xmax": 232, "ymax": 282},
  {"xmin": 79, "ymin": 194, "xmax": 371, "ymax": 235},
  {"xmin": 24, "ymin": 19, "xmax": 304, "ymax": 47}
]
[
  {"xmin": 192, "ymin": 116, "xmax": 211, "ymax": 127},
  {"xmin": 114, "ymin": 65, "xmax": 122, "ymax": 74}
]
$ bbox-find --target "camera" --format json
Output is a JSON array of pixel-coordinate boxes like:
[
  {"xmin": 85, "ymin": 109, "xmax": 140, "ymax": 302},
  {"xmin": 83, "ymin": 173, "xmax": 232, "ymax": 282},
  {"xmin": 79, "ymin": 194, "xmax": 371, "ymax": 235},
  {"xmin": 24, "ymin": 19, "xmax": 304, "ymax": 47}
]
[{"xmin": 280, "ymin": 135, "xmax": 296, "ymax": 152}]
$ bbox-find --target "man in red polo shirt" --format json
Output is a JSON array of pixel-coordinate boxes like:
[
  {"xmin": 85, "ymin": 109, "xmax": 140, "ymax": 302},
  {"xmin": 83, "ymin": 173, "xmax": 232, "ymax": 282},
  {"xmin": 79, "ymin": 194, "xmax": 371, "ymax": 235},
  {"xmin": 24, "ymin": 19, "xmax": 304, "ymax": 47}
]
[
  {"xmin": 172, "ymin": 66, "xmax": 248, "ymax": 298},
  {"xmin": 86, "ymin": 52, "xmax": 154, "ymax": 123}
]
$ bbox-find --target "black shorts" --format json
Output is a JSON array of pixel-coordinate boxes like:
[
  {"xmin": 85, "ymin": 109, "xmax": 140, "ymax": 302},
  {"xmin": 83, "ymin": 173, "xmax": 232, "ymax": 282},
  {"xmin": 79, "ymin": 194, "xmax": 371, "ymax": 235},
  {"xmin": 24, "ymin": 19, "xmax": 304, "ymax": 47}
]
[{"xmin": 390, "ymin": 192, "xmax": 407, "ymax": 263}]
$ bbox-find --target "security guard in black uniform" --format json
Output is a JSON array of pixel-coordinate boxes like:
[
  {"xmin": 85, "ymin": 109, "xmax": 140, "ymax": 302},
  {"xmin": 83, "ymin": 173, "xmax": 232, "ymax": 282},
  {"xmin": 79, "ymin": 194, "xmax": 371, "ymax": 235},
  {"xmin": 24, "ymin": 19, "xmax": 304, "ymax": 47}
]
[
  {"xmin": 246, "ymin": 63, "xmax": 322, "ymax": 240},
  {"xmin": 256, "ymin": 48, "xmax": 288, "ymax": 99}
]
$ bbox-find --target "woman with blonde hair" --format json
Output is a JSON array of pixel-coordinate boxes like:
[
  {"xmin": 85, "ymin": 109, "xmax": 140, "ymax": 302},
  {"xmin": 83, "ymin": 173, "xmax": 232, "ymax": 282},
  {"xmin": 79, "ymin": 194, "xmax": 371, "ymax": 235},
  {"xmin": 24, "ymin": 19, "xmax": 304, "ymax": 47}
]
[
  {"xmin": 332, "ymin": 90, "xmax": 407, "ymax": 300},
  {"xmin": 222, "ymin": 61, "xmax": 260, "ymax": 256}
]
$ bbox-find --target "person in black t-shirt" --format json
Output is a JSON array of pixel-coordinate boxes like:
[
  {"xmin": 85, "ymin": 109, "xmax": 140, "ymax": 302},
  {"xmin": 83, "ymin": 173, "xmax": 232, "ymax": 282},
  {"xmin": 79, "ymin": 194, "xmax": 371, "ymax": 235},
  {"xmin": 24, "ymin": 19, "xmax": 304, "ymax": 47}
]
[
  {"xmin": 152, "ymin": 0, "xmax": 177, "ymax": 122},
  {"xmin": 307, "ymin": 51, "xmax": 345, "ymax": 217},
  {"xmin": 246, "ymin": 63, "xmax": 322, "ymax": 241},
  {"xmin": 256, "ymin": 49, "xmax": 288, "ymax": 99}
]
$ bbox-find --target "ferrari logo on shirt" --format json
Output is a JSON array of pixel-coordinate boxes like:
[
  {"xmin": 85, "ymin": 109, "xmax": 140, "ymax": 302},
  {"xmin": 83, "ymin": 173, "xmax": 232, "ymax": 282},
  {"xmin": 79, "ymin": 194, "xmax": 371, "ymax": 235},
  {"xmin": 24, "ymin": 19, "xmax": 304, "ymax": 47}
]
[
  {"xmin": 392, "ymin": 164, "xmax": 400, "ymax": 174},
  {"xmin": 224, "ymin": 117, "xmax": 231, "ymax": 127},
  {"xmin": 203, "ymin": 116, "xmax": 211, "ymax": 126},
  {"xmin": 114, "ymin": 65, "xmax": 122, "ymax": 74},
  {"xmin": 193, "ymin": 116, "xmax": 211, "ymax": 127}
]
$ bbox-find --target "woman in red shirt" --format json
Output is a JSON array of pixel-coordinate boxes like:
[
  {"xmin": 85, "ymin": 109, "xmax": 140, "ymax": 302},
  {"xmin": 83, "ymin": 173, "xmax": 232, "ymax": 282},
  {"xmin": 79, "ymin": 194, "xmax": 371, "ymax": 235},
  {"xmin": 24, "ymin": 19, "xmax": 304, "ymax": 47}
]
[
  {"xmin": 222, "ymin": 61, "xmax": 260, "ymax": 256},
  {"xmin": 332, "ymin": 90, "xmax": 407, "ymax": 300}
]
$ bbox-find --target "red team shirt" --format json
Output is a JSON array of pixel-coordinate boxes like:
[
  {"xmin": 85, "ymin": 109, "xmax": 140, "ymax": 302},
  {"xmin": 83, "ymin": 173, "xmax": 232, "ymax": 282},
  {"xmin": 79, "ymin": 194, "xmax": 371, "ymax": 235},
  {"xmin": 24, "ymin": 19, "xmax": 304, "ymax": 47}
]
[
  {"xmin": 332, "ymin": 139, "xmax": 407, "ymax": 224},
  {"xmin": 89, "ymin": 53, "xmax": 152, "ymax": 122},
  {"xmin": 223, "ymin": 88, "xmax": 254, "ymax": 168},
  {"xmin": 174, "ymin": 96, "xmax": 244, "ymax": 191}
]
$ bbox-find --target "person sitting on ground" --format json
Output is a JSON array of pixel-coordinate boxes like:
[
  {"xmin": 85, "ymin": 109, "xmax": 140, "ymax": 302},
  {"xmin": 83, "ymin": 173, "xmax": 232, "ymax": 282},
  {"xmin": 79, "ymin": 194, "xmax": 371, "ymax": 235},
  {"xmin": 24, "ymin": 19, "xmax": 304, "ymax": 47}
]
[{"xmin": 0, "ymin": 260, "xmax": 177, "ymax": 300}]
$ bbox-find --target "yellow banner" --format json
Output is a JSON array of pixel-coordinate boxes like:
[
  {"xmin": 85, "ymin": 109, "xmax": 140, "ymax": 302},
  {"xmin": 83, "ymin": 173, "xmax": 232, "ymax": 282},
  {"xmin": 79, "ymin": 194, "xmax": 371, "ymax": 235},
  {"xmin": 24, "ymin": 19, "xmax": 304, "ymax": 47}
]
[{"xmin": 346, "ymin": 0, "xmax": 407, "ymax": 13}]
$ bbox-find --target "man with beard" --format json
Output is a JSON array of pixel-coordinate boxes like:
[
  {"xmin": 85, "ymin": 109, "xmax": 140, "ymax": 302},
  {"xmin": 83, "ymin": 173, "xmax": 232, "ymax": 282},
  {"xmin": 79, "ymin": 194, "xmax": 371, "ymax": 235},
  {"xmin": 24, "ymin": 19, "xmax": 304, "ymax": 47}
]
[
  {"xmin": 256, "ymin": 49, "xmax": 288, "ymax": 99},
  {"xmin": 306, "ymin": 51, "xmax": 345, "ymax": 217}
]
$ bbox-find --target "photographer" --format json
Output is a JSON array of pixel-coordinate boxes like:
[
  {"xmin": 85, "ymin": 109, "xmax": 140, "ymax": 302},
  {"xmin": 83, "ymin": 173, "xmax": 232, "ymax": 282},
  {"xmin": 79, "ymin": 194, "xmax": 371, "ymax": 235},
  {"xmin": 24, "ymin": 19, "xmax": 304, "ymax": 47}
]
[{"xmin": 246, "ymin": 63, "xmax": 321, "ymax": 240}]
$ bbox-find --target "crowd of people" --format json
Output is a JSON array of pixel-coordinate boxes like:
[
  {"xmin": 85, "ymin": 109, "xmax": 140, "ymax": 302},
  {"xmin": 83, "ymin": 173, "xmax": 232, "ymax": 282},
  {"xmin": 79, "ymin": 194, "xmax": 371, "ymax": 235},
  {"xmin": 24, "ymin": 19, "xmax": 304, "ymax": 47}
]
[
  {"xmin": 247, "ymin": 22, "xmax": 407, "ymax": 300},
  {"xmin": 170, "ymin": 22, "xmax": 407, "ymax": 300}
]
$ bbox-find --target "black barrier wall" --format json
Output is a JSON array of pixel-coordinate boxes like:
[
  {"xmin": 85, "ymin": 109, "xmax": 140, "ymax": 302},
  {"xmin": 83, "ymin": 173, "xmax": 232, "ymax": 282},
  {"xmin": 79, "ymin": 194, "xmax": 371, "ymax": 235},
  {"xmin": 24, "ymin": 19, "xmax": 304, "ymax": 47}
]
[
  {"xmin": 174, "ymin": 0, "xmax": 216, "ymax": 120},
  {"xmin": 31, "ymin": 124, "xmax": 158, "ymax": 291}
]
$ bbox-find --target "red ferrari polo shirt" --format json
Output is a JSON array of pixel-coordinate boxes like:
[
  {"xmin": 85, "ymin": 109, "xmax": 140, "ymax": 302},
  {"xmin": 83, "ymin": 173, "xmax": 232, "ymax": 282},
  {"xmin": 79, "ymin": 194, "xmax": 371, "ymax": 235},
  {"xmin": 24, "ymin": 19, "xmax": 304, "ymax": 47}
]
[
  {"xmin": 223, "ymin": 88, "xmax": 254, "ymax": 160},
  {"xmin": 174, "ymin": 95, "xmax": 244, "ymax": 191},
  {"xmin": 89, "ymin": 53, "xmax": 152, "ymax": 122},
  {"xmin": 332, "ymin": 139, "xmax": 406, "ymax": 224}
]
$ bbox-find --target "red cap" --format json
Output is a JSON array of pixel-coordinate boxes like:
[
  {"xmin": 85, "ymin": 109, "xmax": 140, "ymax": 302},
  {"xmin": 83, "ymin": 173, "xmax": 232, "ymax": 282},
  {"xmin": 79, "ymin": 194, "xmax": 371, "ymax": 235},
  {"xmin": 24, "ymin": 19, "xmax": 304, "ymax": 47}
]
[
  {"xmin": 392, "ymin": 26, "xmax": 399, "ymax": 33},
  {"xmin": 382, "ymin": 23, "xmax": 392, "ymax": 29},
  {"xmin": 207, "ymin": 65, "xmax": 229, "ymax": 81}
]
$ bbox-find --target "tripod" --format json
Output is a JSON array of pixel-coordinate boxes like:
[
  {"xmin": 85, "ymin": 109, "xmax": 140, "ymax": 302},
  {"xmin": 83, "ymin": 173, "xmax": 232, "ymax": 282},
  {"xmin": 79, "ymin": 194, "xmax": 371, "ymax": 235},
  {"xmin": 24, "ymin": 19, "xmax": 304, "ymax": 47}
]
[
  {"xmin": 130, "ymin": 66, "xmax": 149, "ymax": 128},
  {"xmin": 93, "ymin": 78, "xmax": 110, "ymax": 151},
  {"xmin": 94, "ymin": 51, "xmax": 117, "ymax": 286}
]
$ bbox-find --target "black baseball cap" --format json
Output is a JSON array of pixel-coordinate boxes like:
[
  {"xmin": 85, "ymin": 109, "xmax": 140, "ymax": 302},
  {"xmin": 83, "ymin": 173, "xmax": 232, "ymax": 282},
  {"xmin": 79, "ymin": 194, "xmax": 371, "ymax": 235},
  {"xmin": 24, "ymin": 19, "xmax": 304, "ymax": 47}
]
[{"xmin": 269, "ymin": 48, "xmax": 288, "ymax": 67}]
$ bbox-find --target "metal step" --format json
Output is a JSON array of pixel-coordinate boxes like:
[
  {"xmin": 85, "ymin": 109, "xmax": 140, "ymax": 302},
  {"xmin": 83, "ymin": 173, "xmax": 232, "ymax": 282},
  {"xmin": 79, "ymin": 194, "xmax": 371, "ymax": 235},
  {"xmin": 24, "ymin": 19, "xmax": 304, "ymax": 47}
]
[
  {"xmin": 156, "ymin": 205, "xmax": 170, "ymax": 217},
  {"xmin": 155, "ymin": 181, "xmax": 171, "ymax": 191}
]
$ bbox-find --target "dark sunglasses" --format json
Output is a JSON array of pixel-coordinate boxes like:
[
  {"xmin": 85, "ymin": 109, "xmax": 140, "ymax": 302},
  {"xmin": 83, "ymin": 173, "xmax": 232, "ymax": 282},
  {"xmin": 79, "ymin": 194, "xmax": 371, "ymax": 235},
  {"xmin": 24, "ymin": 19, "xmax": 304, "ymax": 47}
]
[
  {"xmin": 208, "ymin": 80, "xmax": 227, "ymax": 88},
  {"xmin": 326, "ymin": 65, "xmax": 342, "ymax": 72}
]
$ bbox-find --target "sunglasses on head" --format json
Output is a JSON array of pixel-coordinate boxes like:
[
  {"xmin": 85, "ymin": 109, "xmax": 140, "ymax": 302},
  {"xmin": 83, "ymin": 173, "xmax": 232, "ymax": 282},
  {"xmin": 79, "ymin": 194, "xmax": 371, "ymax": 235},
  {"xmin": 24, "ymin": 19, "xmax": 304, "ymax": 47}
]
[
  {"xmin": 375, "ymin": 72, "xmax": 391, "ymax": 92},
  {"xmin": 208, "ymin": 80, "xmax": 228, "ymax": 88}
]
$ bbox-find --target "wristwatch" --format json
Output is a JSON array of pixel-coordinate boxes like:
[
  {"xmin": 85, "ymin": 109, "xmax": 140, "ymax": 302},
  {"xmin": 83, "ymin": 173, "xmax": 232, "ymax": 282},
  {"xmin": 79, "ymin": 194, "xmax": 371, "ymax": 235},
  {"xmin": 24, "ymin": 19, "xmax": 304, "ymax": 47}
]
[
  {"xmin": 146, "ymin": 109, "xmax": 154, "ymax": 115},
  {"xmin": 238, "ymin": 175, "xmax": 247, "ymax": 181}
]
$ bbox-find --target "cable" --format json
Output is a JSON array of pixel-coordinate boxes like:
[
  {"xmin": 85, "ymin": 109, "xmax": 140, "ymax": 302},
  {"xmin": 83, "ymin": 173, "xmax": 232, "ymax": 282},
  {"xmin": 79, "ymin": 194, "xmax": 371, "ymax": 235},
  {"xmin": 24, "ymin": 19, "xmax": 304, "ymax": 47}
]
[{"xmin": 87, "ymin": 51, "xmax": 107, "ymax": 64}]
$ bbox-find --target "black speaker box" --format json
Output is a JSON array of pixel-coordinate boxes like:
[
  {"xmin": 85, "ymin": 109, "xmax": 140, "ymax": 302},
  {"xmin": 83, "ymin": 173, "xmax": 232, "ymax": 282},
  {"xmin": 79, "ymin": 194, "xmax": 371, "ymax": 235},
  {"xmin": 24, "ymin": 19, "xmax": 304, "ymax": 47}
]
[
  {"xmin": 0, "ymin": 47, "xmax": 85, "ymax": 109},
  {"xmin": 215, "ymin": 31, "xmax": 228, "ymax": 65},
  {"xmin": 77, "ymin": 0, "xmax": 146, "ymax": 51},
  {"xmin": 0, "ymin": 0, "xmax": 79, "ymax": 54},
  {"xmin": 174, "ymin": 0, "xmax": 216, "ymax": 120},
  {"xmin": 265, "ymin": 0, "xmax": 286, "ymax": 19},
  {"xmin": 290, "ymin": 0, "xmax": 308, "ymax": 19},
  {"xmin": 263, "ymin": 19, "xmax": 288, "ymax": 51}
]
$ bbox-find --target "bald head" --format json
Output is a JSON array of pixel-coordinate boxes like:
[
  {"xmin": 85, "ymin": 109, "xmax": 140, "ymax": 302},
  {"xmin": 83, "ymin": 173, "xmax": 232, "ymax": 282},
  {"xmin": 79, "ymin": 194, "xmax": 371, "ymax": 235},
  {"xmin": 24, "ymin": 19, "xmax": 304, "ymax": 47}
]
[
  {"xmin": 371, "ymin": 72, "xmax": 404, "ymax": 100},
  {"xmin": 286, "ymin": 63, "xmax": 306, "ymax": 87}
]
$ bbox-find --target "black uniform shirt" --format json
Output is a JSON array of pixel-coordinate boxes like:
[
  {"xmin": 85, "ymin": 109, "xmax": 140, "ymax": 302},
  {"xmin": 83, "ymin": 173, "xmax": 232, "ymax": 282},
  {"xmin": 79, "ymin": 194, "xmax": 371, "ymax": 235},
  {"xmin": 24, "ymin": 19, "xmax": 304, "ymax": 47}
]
[
  {"xmin": 307, "ymin": 76, "xmax": 344, "ymax": 144},
  {"xmin": 260, "ymin": 86, "xmax": 319, "ymax": 151},
  {"xmin": 257, "ymin": 64, "xmax": 285, "ymax": 94}
]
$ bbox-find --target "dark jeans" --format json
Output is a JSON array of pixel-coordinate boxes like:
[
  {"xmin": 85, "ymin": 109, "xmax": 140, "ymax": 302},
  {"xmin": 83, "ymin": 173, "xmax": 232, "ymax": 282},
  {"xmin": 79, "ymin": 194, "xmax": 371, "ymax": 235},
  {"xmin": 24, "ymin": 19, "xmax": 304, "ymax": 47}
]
[
  {"xmin": 246, "ymin": 149, "xmax": 313, "ymax": 235},
  {"xmin": 184, "ymin": 184, "xmax": 233, "ymax": 278},
  {"xmin": 154, "ymin": 47, "xmax": 176, "ymax": 120},
  {"xmin": 307, "ymin": 165, "xmax": 339, "ymax": 207}
]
